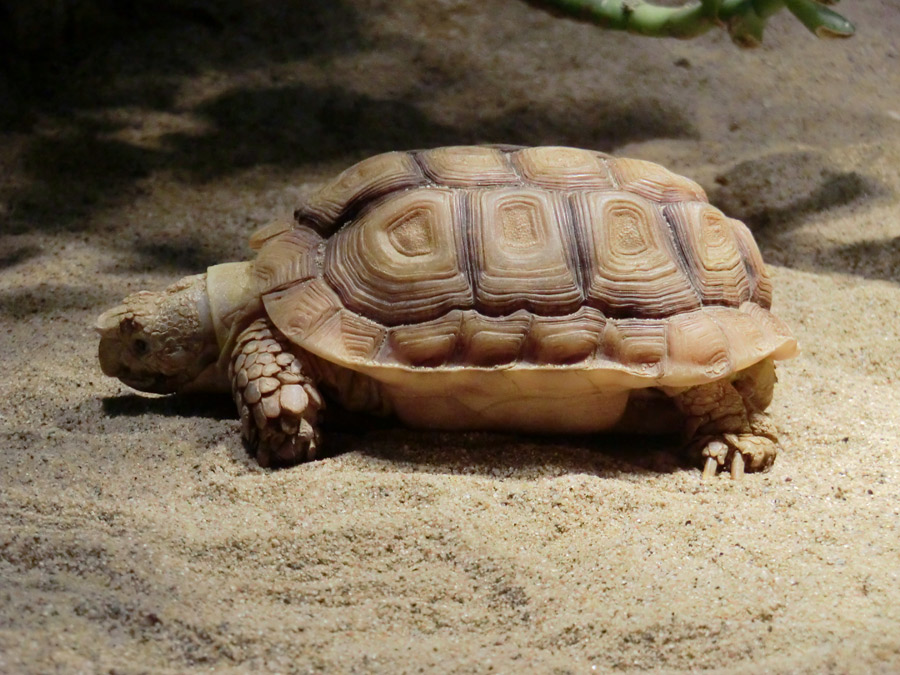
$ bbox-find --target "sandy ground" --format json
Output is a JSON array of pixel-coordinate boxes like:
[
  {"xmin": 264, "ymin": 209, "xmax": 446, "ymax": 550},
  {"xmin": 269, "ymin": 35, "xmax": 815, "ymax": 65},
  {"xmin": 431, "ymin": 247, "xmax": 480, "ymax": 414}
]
[{"xmin": 2, "ymin": 1, "xmax": 900, "ymax": 672}]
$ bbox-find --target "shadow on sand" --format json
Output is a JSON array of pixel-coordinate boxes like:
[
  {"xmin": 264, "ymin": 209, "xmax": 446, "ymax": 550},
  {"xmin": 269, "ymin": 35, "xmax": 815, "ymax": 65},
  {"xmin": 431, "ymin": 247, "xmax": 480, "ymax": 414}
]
[
  {"xmin": 102, "ymin": 391, "xmax": 688, "ymax": 478},
  {"xmin": 2, "ymin": 2, "xmax": 895, "ymax": 286}
]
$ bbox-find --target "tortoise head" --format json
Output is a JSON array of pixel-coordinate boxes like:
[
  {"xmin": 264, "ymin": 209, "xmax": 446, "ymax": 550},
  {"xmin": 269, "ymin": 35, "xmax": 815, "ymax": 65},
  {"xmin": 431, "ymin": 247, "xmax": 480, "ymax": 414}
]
[{"xmin": 96, "ymin": 273, "xmax": 221, "ymax": 394}]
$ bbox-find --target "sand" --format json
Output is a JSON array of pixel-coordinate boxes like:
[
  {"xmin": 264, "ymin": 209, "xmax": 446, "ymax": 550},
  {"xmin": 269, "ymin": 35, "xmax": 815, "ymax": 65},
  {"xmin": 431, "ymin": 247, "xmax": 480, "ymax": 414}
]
[{"xmin": 1, "ymin": 1, "xmax": 899, "ymax": 672}]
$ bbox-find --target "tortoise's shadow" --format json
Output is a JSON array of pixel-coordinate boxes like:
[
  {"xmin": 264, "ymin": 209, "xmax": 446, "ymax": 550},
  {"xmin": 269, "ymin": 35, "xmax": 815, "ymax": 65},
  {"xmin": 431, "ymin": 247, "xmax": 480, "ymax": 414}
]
[
  {"xmin": 101, "ymin": 393, "xmax": 688, "ymax": 478},
  {"xmin": 337, "ymin": 428, "xmax": 688, "ymax": 479},
  {"xmin": 102, "ymin": 393, "xmax": 236, "ymax": 421},
  {"xmin": 309, "ymin": 408, "xmax": 688, "ymax": 478}
]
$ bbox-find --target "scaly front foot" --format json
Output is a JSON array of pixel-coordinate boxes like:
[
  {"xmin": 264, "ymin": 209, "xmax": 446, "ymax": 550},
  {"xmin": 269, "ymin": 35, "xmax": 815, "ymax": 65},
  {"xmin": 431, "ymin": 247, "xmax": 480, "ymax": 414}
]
[{"xmin": 230, "ymin": 318, "xmax": 324, "ymax": 467}]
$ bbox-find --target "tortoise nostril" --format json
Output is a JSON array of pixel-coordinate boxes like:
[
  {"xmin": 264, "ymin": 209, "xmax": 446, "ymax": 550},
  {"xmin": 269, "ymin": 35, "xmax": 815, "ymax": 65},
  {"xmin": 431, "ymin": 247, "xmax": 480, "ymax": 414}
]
[{"xmin": 132, "ymin": 338, "xmax": 149, "ymax": 356}]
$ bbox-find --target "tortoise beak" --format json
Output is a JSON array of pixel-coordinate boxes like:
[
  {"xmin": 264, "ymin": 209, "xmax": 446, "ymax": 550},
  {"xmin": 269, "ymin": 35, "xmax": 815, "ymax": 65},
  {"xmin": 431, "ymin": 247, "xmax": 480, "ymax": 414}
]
[
  {"xmin": 98, "ymin": 336, "xmax": 126, "ymax": 378},
  {"xmin": 97, "ymin": 336, "xmax": 175, "ymax": 393}
]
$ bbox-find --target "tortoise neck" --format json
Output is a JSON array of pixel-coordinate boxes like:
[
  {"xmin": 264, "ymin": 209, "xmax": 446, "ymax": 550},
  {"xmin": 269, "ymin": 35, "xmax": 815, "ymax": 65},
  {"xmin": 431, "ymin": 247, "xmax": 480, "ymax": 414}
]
[{"xmin": 206, "ymin": 262, "xmax": 261, "ymax": 348}]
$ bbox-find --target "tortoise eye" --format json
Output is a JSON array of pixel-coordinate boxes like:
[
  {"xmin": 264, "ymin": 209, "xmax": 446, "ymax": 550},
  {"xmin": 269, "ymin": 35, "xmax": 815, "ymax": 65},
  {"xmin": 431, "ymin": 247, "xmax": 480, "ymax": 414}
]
[{"xmin": 132, "ymin": 338, "xmax": 149, "ymax": 356}]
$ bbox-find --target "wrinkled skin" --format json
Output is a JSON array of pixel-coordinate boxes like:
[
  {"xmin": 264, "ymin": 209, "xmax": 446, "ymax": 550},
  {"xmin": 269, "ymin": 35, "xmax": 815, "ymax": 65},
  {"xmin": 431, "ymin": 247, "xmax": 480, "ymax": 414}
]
[{"xmin": 96, "ymin": 274, "xmax": 221, "ymax": 394}]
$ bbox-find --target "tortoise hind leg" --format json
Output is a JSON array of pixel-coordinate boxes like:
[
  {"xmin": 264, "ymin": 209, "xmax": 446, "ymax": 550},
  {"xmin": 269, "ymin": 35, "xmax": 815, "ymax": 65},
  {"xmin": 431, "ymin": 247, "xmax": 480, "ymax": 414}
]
[
  {"xmin": 673, "ymin": 358, "xmax": 780, "ymax": 479},
  {"xmin": 230, "ymin": 318, "xmax": 325, "ymax": 467}
]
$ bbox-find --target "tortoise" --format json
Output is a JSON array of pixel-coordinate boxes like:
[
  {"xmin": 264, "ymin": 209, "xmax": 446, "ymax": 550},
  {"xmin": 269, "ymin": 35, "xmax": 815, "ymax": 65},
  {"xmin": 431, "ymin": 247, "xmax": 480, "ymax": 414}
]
[{"xmin": 96, "ymin": 145, "xmax": 797, "ymax": 478}]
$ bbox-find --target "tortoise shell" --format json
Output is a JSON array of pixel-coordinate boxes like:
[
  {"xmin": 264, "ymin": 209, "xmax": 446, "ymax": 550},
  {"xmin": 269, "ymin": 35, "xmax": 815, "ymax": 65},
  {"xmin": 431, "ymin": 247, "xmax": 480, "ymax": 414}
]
[{"xmin": 249, "ymin": 146, "xmax": 796, "ymax": 388}]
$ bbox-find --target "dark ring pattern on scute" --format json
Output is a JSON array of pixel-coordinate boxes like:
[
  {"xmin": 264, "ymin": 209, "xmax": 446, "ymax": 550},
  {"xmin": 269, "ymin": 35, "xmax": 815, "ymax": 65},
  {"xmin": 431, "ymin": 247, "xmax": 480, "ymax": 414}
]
[{"xmin": 254, "ymin": 146, "xmax": 795, "ymax": 381}]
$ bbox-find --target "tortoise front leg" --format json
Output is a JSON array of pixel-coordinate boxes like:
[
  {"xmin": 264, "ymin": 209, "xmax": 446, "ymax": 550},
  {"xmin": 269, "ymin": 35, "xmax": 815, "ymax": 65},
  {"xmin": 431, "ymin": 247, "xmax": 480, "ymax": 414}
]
[
  {"xmin": 229, "ymin": 318, "xmax": 324, "ymax": 467},
  {"xmin": 674, "ymin": 358, "xmax": 780, "ymax": 480}
]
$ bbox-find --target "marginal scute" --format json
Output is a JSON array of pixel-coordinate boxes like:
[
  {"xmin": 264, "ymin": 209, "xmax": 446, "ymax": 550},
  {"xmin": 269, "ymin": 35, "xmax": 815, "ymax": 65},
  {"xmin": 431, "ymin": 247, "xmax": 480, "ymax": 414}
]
[
  {"xmin": 303, "ymin": 309, "xmax": 385, "ymax": 362},
  {"xmin": 469, "ymin": 188, "xmax": 583, "ymax": 315},
  {"xmin": 417, "ymin": 146, "xmax": 519, "ymax": 187},
  {"xmin": 665, "ymin": 310, "xmax": 731, "ymax": 380},
  {"xmin": 325, "ymin": 188, "xmax": 472, "ymax": 325},
  {"xmin": 296, "ymin": 151, "xmax": 425, "ymax": 230},
  {"xmin": 263, "ymin": 278, "xmax": 342, "ymax": 344},
  {"xmin": 527, "ymin": 308, "xmax": 606, "ymax": 364},
  {"xmin": 600, "ymin": 319, "xmax": 667, "ymax": 377},
  {"xmin": 739, "ymin": 302, "xmax": 798, "ymax": 360},
  {"xmin": 387, "ymin": 311, "xmax": 463, "ymax": 367},
  {"xmin": 459, "ymin": 311, "xmax": 531, "ymax": 366},
  {"xmin": 609, "ymin": 157, "xmax": 708, "ymax": 203},
  {"xmin": 512, "ymin": 146, "xmax": 614, "ymax": 189},
  {"xmin": 665, "ymin": 202, "xmax": 751, "ymax": 306},
  {"xmin": 704, "ymin": 306, "xmax": 769, "ymax": 370},
  {"xmin": 571, "ymin": 191, "xmax": 700, "ymax": 318},
  {"xmin": 340, "ymin": 312, "xmax": 386, "ymax": 359},
  {"xmin": 254, "ymin": 226, "xmax": 323, "ymax": 294},
  {"xmin": 249, "ymin": 219, "xmax": 292, "ymax": 250}
]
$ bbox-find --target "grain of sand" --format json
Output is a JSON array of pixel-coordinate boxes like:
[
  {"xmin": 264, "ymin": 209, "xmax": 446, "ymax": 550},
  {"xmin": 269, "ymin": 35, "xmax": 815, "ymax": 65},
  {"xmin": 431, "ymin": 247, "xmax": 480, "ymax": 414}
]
[{"xmin": 1, "ymin": 1, "xmax": 899, "ymax": 672}]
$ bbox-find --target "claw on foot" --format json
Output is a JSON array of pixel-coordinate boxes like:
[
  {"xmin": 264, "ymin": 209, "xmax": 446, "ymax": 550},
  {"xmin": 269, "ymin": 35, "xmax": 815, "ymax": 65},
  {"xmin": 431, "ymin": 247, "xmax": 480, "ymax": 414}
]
[
  {"xmin": 700, "ymin": 439, "xmax": 730, "ymax": 481},
  {"xmin": 702, "ymin": 456, "xmax": 718, "ymax": 481},
  {"xmin": 264, "ymin": 425, "xmax": 318, "ymax": 467},
  {"xmin": 730, "ymin": 451, "xmax": 745, "ymax": 480},
  {"xmin": 697, "ymin": 435, "xmax": 776, "ymax": 480},
  {"xmin": 674, "ymin": 360, "xmax": 782, "ymax": 480}
]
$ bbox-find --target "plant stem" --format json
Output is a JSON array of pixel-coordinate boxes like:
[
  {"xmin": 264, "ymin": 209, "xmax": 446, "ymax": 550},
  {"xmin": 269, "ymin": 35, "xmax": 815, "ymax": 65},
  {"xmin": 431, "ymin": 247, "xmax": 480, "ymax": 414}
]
[
  {"xmin": 526, "ymin": 0, "xmax": 854, "ymax": 45},
  {"xmin": 525, "ymin": 0, "xmax": 716, "ymax": 39},
  {"xmin": 784, "ymin": 0, "xmax": 855, "ymax": 37}
]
